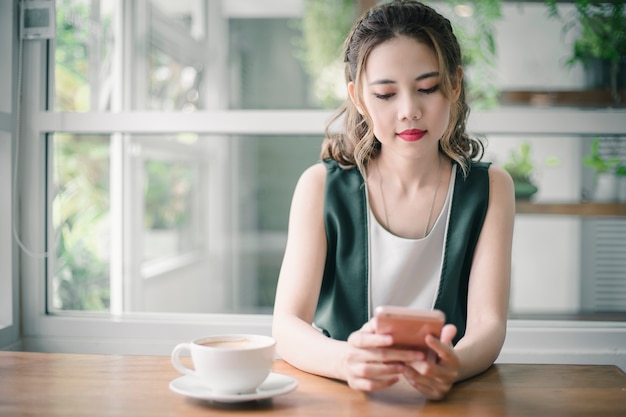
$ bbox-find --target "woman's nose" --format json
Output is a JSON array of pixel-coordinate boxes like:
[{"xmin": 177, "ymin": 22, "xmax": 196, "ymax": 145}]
[{"xmin": 398, "ymin": 93, "xmax": 422, "ymax": 121}]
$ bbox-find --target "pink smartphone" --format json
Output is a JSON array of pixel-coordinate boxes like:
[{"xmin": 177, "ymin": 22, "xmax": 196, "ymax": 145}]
[{"xmin": 373, "ymin": 306, "xmax": 445, "ymax": 350}]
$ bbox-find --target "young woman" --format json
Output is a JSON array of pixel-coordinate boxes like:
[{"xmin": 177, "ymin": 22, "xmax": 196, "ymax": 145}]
[{"xmin": 272, "ymin": 0, "xmax": 514, "ymax": 400}]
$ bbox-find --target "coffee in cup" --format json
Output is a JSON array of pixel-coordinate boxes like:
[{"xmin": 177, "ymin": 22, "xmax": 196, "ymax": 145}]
[{"xmin": 171, "ymin": 334, "xmax": 275, "ymax": 395}]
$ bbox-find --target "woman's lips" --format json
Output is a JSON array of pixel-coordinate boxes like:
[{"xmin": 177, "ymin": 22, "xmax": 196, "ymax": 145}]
[{"xmin": 397, "ymin": 129, "xmax": 426, "ymax": 142}]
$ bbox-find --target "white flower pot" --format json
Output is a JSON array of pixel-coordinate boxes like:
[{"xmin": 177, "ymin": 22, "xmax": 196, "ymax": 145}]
[
  {"xmin": 592, "ymin": 173, "xmax": 618, "ymax": 202},
  {"xmin": 617, "ymin": 177, "xmax": 626, "ymax": 203}
]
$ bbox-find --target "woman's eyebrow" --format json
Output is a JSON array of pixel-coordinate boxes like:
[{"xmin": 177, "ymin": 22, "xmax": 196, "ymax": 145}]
[
  {"xmin": 368, "ymin": 71, "xmax": 440, "ymax": 86},
  {"xmin": 416, "ymin": 71, "xmax": 439, "ymax": 81}
]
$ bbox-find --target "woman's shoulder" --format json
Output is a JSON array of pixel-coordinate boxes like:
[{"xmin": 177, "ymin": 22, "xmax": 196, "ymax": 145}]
[
  {"xmin": 486, "ymin": 163, "xmax": 514, "ymax": 191},
  {"xmin": 297, "ymin": 160, "xmax": 360, "ymax": 191},
  {"xmin": 302, "ymin": 161, "xmax": 327, "ymax": 179},
  {"xmin": 485, "ymin": 163, "xmax": 515, "ymax": 212},
  {"xmin": 453, "ymin": 160, "xmax": 513, "ymax": 205},
  {"xmin": 294, "ymin": 162, "xmax": 327, "ymax": 195},
  {"xmin": 460, "ymin": 161, "xmax": 511, "ymax": 185}
]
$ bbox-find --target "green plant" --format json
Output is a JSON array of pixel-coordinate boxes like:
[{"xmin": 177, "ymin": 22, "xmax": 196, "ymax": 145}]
[
  {"xmin": 616, "ymin": 163, "xmax": 626, "ymax": 177},
  {"xmin": 296, "ymin": 0, "xmax": 357, "ymax": 108},
  {"xmin": 295, "ymin": 0, "xmax": 504, "ymax": 109},
  {"xmin": 545, "ymin": 0, "xmax": 626, "ymax": 104},
  {"xmin": 504, "ymin": 142, "xmax": 535, "ymax": 183},
  {"xmin": 53, "ymin": 134, "xmax": 111, "ymax": 311},
  {"xmin": 583, "ymin": 138, "xmax": 620, "ymax": 173}
]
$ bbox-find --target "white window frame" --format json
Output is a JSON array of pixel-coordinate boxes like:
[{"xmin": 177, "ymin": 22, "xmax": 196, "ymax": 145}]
[
  {"xmin": 11, "ymin": 0, "xmax": 626, "ymax": 371},
  {"xmin": 20, "ymin": 108, "xmax": 626, "ymax": 363}
]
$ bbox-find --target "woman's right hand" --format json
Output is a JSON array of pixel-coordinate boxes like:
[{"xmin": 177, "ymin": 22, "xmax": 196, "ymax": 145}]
[{"xmin": 343, "ymin": 320, "xmax": 425, "ymax": 391}]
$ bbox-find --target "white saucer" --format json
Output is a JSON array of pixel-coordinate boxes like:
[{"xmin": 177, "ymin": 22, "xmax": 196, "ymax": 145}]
[{"xmin": 169, "ymin": 372, "xmax": 298, "ymax": 403}]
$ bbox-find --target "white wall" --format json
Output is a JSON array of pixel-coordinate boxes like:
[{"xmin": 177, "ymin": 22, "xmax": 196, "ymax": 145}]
[
  {"xmin": 485, "ymin": 135, "xmax": 583, "ymax": 313},
  {"xmin": 486, "ymin": 3, "xmax": 585, "ymax": 314},
  {"xmin": 495, "ymin": 2, "xmax": 584, "ymax": 90}
]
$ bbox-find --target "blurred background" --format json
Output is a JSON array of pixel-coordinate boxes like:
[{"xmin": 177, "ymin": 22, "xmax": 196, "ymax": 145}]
[{"xmin": 11, "ymin": 0, "xmax": 626, "ymax": 322}]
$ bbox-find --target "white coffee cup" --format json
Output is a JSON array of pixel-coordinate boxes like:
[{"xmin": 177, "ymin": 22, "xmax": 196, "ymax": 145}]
[{"xmin": 171, "ymin": 334, "xmax": 276, "ymax": 395}]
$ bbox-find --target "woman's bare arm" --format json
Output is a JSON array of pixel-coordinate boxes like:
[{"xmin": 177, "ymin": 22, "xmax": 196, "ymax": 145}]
[{"xmin": 453, "ymin": 164, "xmax": 515, "ymax": 381}]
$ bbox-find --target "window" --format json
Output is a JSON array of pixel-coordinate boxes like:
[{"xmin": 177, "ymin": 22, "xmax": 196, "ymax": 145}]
[
  {"xmin": 43, "ymin": 0, "xmax": 321, "ymax": 318},
  {"xmin": 14, "ymin": 0, "xmax": 326, "ymax": 353},
  {"xmin": 48, "ymin": 131, "xmax": 321, "ymax": 315},
  {"xmin": 14, "ymin": 0, "xmax": 626, "ymax": 367}
]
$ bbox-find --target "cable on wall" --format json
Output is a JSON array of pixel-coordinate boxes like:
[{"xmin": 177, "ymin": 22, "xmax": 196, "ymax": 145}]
[{"xmin": 13, "ymin": 0, "xmax": 50, "ymax": 259}]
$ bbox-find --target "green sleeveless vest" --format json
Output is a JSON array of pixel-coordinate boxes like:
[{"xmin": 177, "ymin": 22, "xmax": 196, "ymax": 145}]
[{"xmin": 314, "ymin": 159, "xmax": 491, "ymax": 345}]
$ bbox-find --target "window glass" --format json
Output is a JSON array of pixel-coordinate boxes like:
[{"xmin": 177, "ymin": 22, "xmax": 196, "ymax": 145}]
[
  {"xmin": 54, "ymin": 0, "xmax": 118, "ymax": 111},
  {"xmin": 142, "ymin": 159, "xmax": 200, "ymax": 261},
  {"xmin": 228, "ymin": 18, "xmax": 317, "ymax": 109},
  {"xmin": 51, "ymin": 134, "xmax": 111, "ymax": 310},
  {"xmin": 46, "ymin": 1, "xmax": 626, "ymax": 323},
  {"xmin": 53, "ymin": 0, "xmax": 324, "ymax": 112},
  {"xmin": 49, "ymin": 133, "xmax": 323, "ymax": 314}
]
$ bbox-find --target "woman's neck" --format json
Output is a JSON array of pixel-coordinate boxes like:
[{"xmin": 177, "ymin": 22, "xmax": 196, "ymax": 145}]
[{"xmin": 373, "ymin": 150, "xmax": 444, "ymax": 194}]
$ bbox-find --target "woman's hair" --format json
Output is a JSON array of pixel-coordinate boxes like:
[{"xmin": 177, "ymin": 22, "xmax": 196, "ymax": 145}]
[{"xmin": 320, "ymin": 0, "xmax": 483, "ymax": 176}]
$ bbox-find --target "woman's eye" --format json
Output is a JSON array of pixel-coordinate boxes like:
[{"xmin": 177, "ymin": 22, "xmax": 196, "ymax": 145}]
[
  {"xmin": 419, "ymin": 85, "xmax": 440, "ymax": 95},
  {"xmin": 374, "ymin": 93, "xmax": 395, "ymax": 100}
]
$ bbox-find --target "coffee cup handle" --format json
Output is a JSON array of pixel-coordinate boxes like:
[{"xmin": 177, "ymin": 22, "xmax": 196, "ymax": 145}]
[{"xmin": 171, "ymin": 343, "xmax": 196, "ymax": 376}]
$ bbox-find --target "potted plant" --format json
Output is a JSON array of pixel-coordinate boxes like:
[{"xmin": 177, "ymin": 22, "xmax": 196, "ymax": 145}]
[
  {"xmin": 503, "ymin": 142, "xmax": 539, "ymax": 200},
  {"xmin": 583, "ymin": 138, "xmax": 620, "ymax": 201},
  {"xmin": 545, "ymin": 0, "xmax": 626, "ymax": 105}
]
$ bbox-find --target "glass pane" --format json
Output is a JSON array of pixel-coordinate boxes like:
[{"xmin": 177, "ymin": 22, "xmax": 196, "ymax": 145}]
[
  {"xmin": 52, "ymin": 1, "xmax": 626, "ymax": 113},
  {"xmin": 228, "ymin": 18, "xmax": 319, "ymax": 109},
  {"xmin": 53, "ymin": 0, "xmax": 324, "ymax": 112},
  {"xmin": 54, "ymin": 0, "xmax": 118, "ymax": 112},
  {"xmin": 143, "ymin": 160, "xmax": 201, "ymax": 262},
  {"xmin": 49, "ymin": 133, "xmax": 323, "ymax": 314},
  {"xmin": 51, "ymin": 134, "xmax": 111, "ymax": 311},
  {"xmin": 47, "ymin": 132, "xmax": 626, "ymax": 318}
]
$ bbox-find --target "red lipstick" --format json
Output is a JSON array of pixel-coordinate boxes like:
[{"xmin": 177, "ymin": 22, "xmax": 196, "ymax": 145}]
[{"xmin": 397, "ymin": 129, "xmax": 426, "ymax": 142}]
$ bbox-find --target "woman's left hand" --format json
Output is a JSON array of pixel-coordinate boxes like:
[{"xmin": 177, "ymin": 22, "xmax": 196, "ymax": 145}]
[{"xmin": 401, "ymin": 324, "xmax": 460, "ymax": 400}]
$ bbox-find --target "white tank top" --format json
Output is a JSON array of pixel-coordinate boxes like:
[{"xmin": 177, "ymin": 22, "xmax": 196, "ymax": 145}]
[{"xmin": 368, "ymin": 165, "xmax": 456, "ymax": 313}]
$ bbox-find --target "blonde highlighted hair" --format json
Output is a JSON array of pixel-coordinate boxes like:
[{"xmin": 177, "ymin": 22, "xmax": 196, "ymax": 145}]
[{"xmin": 320, "ymin": 0, "xmax": 483, "ymax": 176}]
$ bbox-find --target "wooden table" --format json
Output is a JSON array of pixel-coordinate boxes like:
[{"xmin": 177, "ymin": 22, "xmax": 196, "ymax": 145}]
[{"xmin": 1, "ymin": 351, "xmax": 625, "ymax": 416}]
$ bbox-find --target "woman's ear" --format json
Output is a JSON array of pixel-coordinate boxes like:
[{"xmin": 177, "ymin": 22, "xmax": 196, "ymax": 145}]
[{"xmin": 348, "ymin": 82, "xmax": 364, "ymax": 115}]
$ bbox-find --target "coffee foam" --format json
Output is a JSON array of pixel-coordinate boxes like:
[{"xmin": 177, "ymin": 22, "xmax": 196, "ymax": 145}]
[{"xmin": 197, "ymin": 337, "xmax": 269, "ymax": 349}]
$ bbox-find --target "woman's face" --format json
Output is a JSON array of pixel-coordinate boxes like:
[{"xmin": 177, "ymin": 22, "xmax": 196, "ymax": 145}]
[{"xmin": 350, "ymin": 36, "xmax": 459, "ymax": 159}]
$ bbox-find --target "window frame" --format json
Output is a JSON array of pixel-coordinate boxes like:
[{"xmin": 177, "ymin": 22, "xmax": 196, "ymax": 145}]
[
  {"xmin": 20, "ymin": 109, "xmax": 626, "ymax": 362},
  {"xmin": 12, "ymin": 1, "xmax": 626, "ymax": 373}
]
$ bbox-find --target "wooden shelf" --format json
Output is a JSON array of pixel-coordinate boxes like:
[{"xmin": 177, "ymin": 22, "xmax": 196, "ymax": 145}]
[
  {"xmin": 500, "ymin": 89, "xmax": 626, "ymax": 108},
  {"xmin": 516, "ymin": 200, "xmax": 626, "ymax": 217}
]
